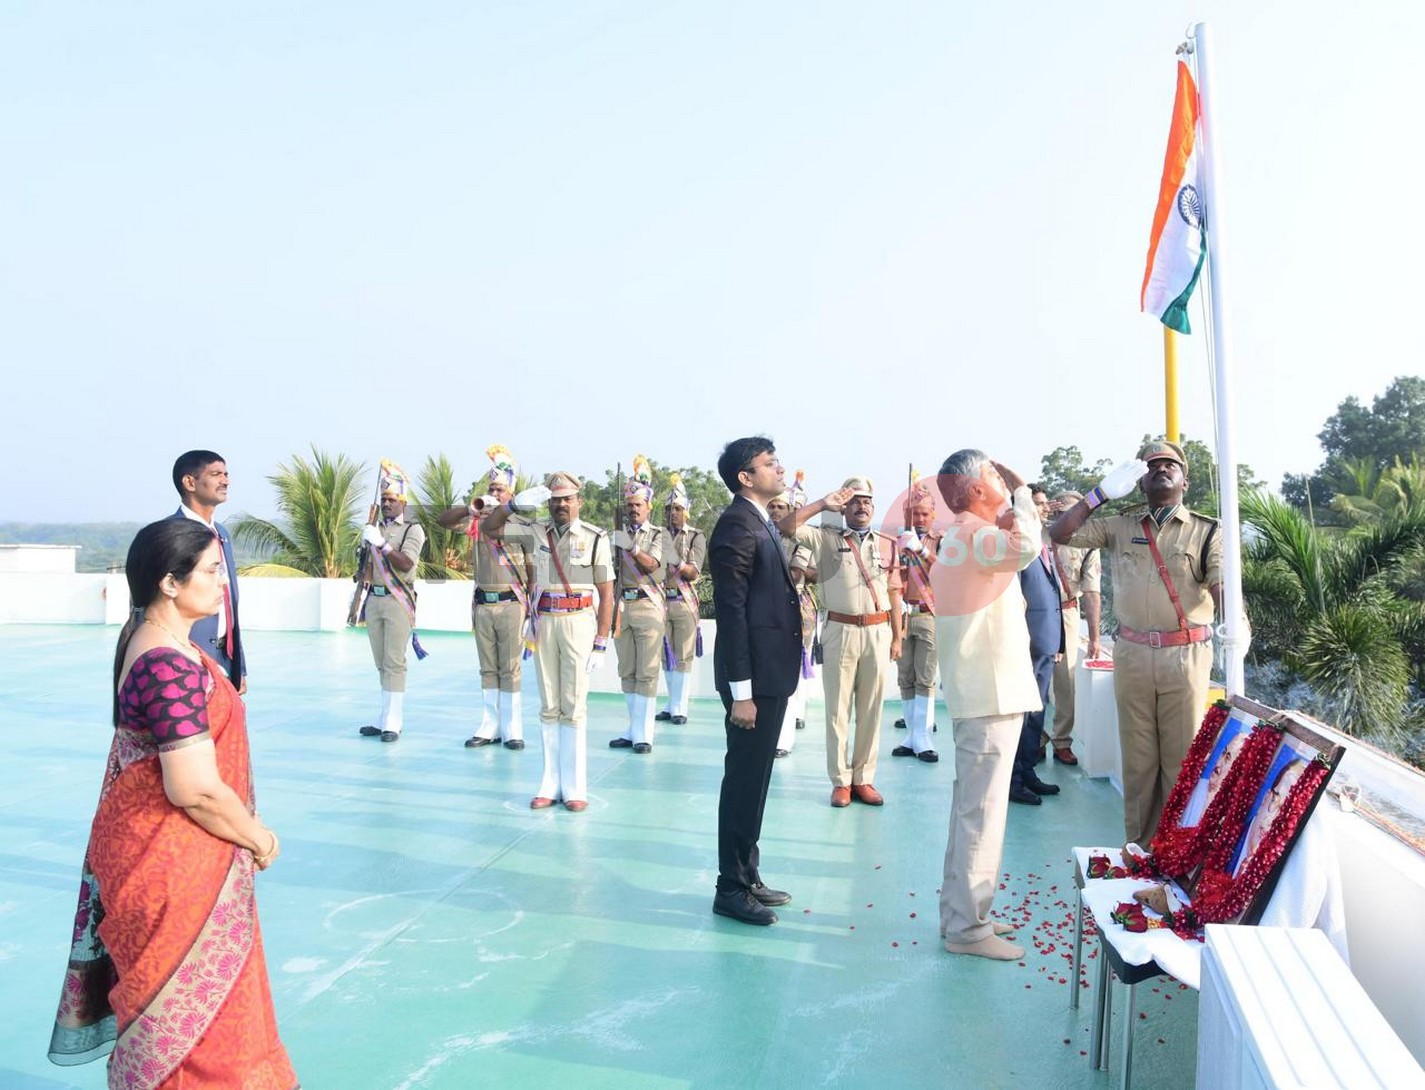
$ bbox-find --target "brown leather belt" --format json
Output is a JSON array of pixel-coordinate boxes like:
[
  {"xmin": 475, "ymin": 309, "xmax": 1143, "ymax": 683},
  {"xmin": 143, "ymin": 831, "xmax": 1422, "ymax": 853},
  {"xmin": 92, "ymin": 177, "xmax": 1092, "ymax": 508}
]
[
  {"xmin": 1061, "ymin": 597, "xmax": 1079, "ymax": 610},
  {"xmin": 827, "ymin": 610, "xmax": 890, "ymax": 627},
  {"xmin": 538, "ymin": 592, "xmax": 593, "ymax": 613},
  {"xmin": 1118, "ymin": 624, "xmax": 1211, "ymax": 649}
]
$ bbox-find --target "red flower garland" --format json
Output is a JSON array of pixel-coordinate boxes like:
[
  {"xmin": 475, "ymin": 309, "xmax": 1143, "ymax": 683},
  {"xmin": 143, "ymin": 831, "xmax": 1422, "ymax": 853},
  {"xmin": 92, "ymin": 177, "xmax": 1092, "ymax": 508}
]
[{"xmin": 1189, "ymin": 760, "xmax": 1329, "ymax": 923}]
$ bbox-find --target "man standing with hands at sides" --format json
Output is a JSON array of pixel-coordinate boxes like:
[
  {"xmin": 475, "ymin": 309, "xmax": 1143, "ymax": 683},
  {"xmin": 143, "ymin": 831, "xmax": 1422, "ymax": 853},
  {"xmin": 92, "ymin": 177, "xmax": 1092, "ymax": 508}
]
[
  {"xmin": 356, "ymin": 462, "xmax": 426, "ymax": 743},
  {"xmin": 436, "ymin": 444, "xmax": 533, "ymax": 750},
  {"xmin": 656, "ymin": 474, "xmax": 706, "ymax": 727},
  {"xmin": 483, "ymin": 472, "xmax": 614, "ymax": 812},
  {"xmin": 710, "ymin": 437, "xmax": 802, "ymax": 925},
  {"xmin": 782, "ymin": 477, "xmax": 903, "ymax": 807},
  {"xmin": 1045, "ymin": 491, "xmax": 1102, "ymax": 767},
  {"xmin": 608, "ymin": 456, "xmax": 666, "ymax": 754},
  {"xmin": 932, "ymin": 450, "xmax": 1042, "ymax": 961},
  {"xmin": 171, "ymin": 450, "xmax": 246, "ymax": 694},
  {"xmin": 1050, "ymin": 441, "xmax": 1223, "ymax": 847}
]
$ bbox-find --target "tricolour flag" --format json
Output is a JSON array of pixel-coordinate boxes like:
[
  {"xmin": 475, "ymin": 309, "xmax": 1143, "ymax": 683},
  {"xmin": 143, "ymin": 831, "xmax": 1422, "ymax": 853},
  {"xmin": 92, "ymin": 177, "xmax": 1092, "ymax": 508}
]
[{"xmin": 1140, "ymin": 59, "xmax": 1205, "ymax": 334}]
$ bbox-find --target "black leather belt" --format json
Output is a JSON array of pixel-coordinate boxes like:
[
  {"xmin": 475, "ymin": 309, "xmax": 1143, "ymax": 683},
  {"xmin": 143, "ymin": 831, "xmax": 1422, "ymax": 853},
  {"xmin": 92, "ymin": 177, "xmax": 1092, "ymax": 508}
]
[{"xmin": 475, "ymin": 589, "xmax": 518, "ymax": 604}]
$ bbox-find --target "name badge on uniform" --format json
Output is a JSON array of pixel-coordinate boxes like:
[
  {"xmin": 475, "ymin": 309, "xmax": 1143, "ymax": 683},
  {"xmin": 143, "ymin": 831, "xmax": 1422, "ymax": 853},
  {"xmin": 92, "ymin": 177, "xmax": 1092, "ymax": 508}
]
[
  {"xmin": 836, "ymin": 546, "xmax": 852, "ymax": 554},
  {"xmin": 1131, "ymin": 536, "xmax": 1150, "ymax": 545}
]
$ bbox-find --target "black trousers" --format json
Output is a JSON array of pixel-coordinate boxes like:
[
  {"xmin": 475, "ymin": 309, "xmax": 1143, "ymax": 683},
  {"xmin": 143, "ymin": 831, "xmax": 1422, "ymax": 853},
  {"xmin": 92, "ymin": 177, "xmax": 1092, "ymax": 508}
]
[
  {"xmin": 716, "ymin": 691, "xmax": 788, "ymax": 893},
  {"xmin": 1012, "ymin": 651, "xmax": 1056, "ymax": 785}
]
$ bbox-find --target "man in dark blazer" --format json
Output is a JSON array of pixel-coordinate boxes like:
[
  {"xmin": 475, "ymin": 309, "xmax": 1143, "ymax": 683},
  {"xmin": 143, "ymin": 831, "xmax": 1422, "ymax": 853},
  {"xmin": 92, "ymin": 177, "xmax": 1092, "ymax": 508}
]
[
  {"xmin": 709, "ymin": 436, "xmax": 803, "ymax": 925},
  {"xmin": 170, "ymin": 450, "xmax": 246, "ymax": 692},
  {"xmin": 1010, "ymin": 488, "xmax": 1062, "ymax": 805}
]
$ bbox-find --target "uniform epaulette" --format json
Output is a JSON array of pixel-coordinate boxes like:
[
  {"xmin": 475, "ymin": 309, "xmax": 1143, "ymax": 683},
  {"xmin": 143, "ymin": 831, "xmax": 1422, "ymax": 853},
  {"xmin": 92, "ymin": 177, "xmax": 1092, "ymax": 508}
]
[{"xmin": 1186, "ymin": 508, "xmax": 1220, "ymax": 525}]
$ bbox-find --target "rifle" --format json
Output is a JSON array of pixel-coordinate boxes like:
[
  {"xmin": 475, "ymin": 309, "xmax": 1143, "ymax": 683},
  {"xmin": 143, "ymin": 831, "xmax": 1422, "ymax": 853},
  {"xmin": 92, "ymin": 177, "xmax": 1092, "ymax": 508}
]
[
  {"xmin": 346, "ymin": 466, "xmax": 383, "ymax": 627},
  {"xmin": 611, "ymin": 462, "xmax": 624, "ymax": 637}
]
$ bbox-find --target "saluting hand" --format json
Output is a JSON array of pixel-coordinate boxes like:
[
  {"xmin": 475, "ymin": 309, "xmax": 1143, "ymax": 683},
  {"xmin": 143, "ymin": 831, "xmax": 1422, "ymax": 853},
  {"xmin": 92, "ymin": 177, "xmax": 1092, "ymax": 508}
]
[{"xmin": 821, "ymin": 487, "xmax": 855, "ymax": 512}]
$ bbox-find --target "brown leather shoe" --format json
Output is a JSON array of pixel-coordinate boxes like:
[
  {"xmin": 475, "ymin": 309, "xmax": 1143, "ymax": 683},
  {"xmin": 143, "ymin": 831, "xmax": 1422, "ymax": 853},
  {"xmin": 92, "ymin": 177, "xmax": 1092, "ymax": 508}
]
[
  {"xmin": 563, "ymin": 799, "xmax": 588, "ymax": 812},
  {"xmin": 530, "ymin": 796, "xmax": 556, "ymax": 810},
  {"xmin": 1053, "ymin": 746, "xmax": 1079, "ymax": 766},
  {"xmin": 851, "ymin": 783, "xmax": 884, "ymax": 806},
  {"xmin": 830, "ymin": 786, "xmax": 852, "ymax": 807}
]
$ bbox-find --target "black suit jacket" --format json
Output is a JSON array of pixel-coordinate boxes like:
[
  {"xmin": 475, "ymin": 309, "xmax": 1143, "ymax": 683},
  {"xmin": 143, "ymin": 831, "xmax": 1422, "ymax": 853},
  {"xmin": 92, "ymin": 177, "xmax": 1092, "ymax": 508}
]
[
  {"xmin": 1019, "ymin": 548, "xmax": 1064, "ymax": 661},
  {"xmin": 169, "ymin": 506, "xmax": 246, "ymax": 682},
  {"xmin": 710, "ymin": 495, "xmax": 802, "ymax": 699}
]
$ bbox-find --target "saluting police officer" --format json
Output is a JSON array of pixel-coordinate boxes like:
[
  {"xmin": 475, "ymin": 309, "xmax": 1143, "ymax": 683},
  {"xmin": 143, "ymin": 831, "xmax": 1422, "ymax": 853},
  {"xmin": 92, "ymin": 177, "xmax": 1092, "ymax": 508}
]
[
  {"xmin": 768, "ymin": 471, "xmax": 817, "ymax": 759},
  {"xmin": 436, "ymin": 444, "xmax": 534, "ymax": 751},
  {"xmin": 656, "ymin": 473, "xmax": 707, "ymax": 726},
  {"xmin": 784, "ymin": 476, "xmax": 903, "ymax": 807},
  {"xmin": 892, "ymin": 474, "xmax": 943, "ymax": 763},
  {"xmin": 1050, "ymin": 439, "xmax": 1223, "ymax": 846},
  {"xmin": 609, "ymin": 456, "xmax": 666, "ymax": 754},
  {"xmin": 482, "ymin": 472, "xmax": 614, "ymax": 812}
]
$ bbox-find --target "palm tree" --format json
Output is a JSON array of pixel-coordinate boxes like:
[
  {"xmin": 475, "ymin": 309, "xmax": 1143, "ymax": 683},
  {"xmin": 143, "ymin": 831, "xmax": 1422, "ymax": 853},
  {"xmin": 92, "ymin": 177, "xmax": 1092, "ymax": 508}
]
[
  {"xmin": 231, "ymin": 448, "xmax": 368, "ymax": 578},
  {"xmin": 1329, "ymin": 455, "xmax": 1425, "ymax": 525},
  {"xmin": 1241, "ymin": 489, "xmax": 1425, "ymax": 741},
  {"xmin": 409, "ymin": 454, "xmax": 470, "ymax": 581}
]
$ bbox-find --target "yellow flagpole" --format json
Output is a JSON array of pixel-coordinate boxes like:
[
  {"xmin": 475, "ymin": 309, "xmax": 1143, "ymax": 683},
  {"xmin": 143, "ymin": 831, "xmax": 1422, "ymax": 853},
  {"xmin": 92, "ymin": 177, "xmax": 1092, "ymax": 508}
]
[{"xmin": 1163, "ymin": 326, "xmax": 1180, "ymax": 442}]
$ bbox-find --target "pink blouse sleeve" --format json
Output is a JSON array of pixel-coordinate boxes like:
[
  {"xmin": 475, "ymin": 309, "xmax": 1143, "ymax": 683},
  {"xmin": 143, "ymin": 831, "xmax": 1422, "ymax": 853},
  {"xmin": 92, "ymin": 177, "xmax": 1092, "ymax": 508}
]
[{"xmin": 121, "ymin": 648, "xmax": 212, "ymax": 751}]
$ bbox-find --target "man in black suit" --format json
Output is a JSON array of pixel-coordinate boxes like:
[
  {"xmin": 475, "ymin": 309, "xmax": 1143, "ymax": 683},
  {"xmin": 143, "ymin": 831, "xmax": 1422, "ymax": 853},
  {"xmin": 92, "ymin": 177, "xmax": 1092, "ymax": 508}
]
[
  {"xmin": 709, "ymin": 437, "xmax": 804, "ymax": 925},
  {"xmin": 170, "ymin": 450, "xmax": 246, "ymax": 693},
  {"xmin": 1010, "ymin": 488, "xmax": 1063, "ymax": 805}
]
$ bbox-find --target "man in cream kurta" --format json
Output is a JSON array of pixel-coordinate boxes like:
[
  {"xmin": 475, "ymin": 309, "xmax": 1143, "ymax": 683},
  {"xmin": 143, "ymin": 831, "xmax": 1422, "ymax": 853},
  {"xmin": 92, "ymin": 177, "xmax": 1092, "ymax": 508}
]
[{"xmin": 931, "ymin": 450, "xmax": 1042, "ymax": 961}]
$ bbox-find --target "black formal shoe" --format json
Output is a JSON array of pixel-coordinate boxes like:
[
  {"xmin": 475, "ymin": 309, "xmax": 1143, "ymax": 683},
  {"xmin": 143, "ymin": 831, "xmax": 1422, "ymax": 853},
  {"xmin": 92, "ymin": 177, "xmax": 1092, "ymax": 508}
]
[
  {"xmin": 1009, "ymin": 783, "xmax": 1042, "ymax": 805},
  {"xmin": 1026, "ymin": 777, "xmax": 1060, "ymax": 796},
  {"xmin": 713, "ymin": 889, "xmax": 777, "ymax": 926},
  {"xmin": 795, "ymin": 718, "xmax": 805, "ymax": 730},
  {"xmin": 916, "ymin": 749, "xmax": 940, "ymax": 763},
  {"xmin": 380, "ymin": 730, "xmax": 400, "ymax": 743},
  {"xmin": 359, "ymin": 725, "xmax": 382, "ymax": 737},
  {"xmin": 932, "ymin": 722, "xmax": 938, "ymax": 733},
  {"xmin": 655, "ymin": 710, "xmax": 672, "ymax": 721},
  {"xmin": 609, "ymin": 737, "xmax": 633, "ymax": 749},
  {"xmin": 671, "ymin": 715, "xmax": 687, "ymax": 725},
  {"xmin": 774, "ymin": 748, "xmax": 790, "ymax": 758},
  {"xmin": 632, "ymin": 742, "xmax": 652, "ymax": 754},
  {"xmin": 503, "ymin": 739, "xmax": 525, "ymax": 750},
  {"xmin": 464, "ymin": 735, "xmax": 497, "ymax": 748},
  {"xmin": 892, "ymin": 745, "xmax": 915, "ymax": 757},
  {"xmin": 894, "ymin": 718, "xmax": 907, "ymax": 730},
  {"xmin": 750, "ymin": 882, "xmax": 791, "ymax": 907}
]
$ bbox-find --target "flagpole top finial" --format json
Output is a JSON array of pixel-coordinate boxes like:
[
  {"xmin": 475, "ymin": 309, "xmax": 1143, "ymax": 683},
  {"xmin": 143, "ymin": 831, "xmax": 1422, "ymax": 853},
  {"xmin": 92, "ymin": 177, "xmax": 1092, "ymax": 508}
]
[{"xmin": 1176, "ymin": 40, "xmax": 1194, "ymax": 57}]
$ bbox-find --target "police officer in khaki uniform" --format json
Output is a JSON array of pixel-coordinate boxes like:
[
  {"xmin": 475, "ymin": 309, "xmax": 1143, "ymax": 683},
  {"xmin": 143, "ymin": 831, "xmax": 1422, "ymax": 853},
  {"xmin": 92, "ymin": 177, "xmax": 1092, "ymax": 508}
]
[
  {"xmin": 436, "ymin": 444, "xmax": 534, "ymax": 751},
  {"xmin": 892, "ymin": 475, "xmax": 942, "ymax": 763},
  {"xmin": 1050, "ymin": 439, "xmax": 1222, "ymax": 846},
  {"xmin": 768, "ymin": 471, "xmax": 816, "ymax": 758},
  {"xmin": 1044, "ymin": 490, "xmax": 1102, "ymax": 766},
  {"xmin": 656, "ymin": 473, "xmax": 707, "ymax": 726},
  {"xmin": 356, "ymin": 461, "xmax": 427, "ymax": 743},
  {"xmin": 608, "ymin": 456, "xmax": 666, "ymax": 754},
  {"xmin": 786, "ymin": 477, "xmax": 903, "ymax": 807},
  {"xmin": 482, "ymin": 472, "xmax": 614, "ymax": 812}
]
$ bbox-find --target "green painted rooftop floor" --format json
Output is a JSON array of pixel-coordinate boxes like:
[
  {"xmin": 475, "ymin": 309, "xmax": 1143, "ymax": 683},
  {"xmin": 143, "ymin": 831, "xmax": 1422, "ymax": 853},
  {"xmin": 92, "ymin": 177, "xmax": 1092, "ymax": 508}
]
[{"xmin": 2, "ymin": 626, "xmax": 1198, "ymax": 1089}]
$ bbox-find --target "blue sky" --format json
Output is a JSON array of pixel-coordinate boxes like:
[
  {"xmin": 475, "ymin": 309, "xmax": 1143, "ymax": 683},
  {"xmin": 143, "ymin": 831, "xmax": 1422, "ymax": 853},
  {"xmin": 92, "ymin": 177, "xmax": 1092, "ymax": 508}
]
[{"xmin": 3, "ymin": 1, "xmax": 1419, "ymax": 523}]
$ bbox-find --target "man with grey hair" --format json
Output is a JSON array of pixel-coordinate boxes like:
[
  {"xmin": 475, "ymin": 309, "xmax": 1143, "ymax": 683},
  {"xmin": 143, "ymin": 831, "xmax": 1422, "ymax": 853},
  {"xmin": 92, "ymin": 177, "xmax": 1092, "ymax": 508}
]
[{"xmin": 931, "ymin": 449, "xmax": 1042, "ymax": 961}]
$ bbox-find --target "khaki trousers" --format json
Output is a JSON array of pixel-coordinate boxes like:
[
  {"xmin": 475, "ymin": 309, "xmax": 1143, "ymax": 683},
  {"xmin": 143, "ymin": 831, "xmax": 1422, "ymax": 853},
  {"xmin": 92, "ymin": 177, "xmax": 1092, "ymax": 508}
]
[
  {"xmin": 474, "ymin": 600, "xmax": 524, "ymax": 692},
  {"xmin": 615, "ymin": 598, "xmax": 664, "ymax": 697},
  {"xmin": 939, "ymin": 713, "xmax": 1020, "ymax": 944},
  {"xmin": 664, "ymin": 598, "xmax": 699, "ymax": 672},
  {"xmin": 1113, "ymin": 638, "xmax": 1213, "ymax": 845},
  {"xmin": 1050, "ymin": 604, "xmax": 1081, "ymax": 748},
  {"xmin": 365, "ymin": 594, "xmax": 412, "ymax": 693},
  {"xmin": 821, "ymin": 619, "xmax": 889, "ymax": 787},
  {"xmin": 897, "ymin": 612, "xmax": 937, "ymax": 698},
  {"xmin": 534, "ymin": 608, "xmax": 596, "ymax": 726}
]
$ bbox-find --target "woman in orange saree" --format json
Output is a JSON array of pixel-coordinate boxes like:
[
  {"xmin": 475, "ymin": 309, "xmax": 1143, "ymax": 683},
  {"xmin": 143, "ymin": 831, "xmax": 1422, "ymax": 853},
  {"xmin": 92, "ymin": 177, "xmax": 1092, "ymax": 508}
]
[{"xmin": 50, "ymin": 519, "xmax": 298, "ymax": 1089}]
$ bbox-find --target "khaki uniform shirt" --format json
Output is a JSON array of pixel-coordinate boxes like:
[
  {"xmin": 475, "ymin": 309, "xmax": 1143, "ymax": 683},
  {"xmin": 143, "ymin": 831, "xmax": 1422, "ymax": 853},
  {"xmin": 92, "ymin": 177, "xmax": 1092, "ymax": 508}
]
[
  {"xmin": 796, "ymin": 525, "xmax": 902, "ymax": 615},
  {"xmin": 504, "ymin": 518, "xmax": 613, "ymax": 595},
  {"xmin": 616, "ymin": 522, "xmax": 664, "ymax": 595},
  {"xmin": 365, "ymin": 516, "xmax": 426, "ymax": 584},
  {"xmin": 1052, "ymin": 542, "xmax": 1101, "ymax": 603},
  {"xmin": 473, "ymin": 516, "xmax": 532, "ymax": 591},
  {"xmin": 1068, "ymin": 505, "xmax": 1221, "ymax": 630},
  {"xmin": 663, "ymin": 526, "xmax": 707, "ymax": 585},
  {"xmin": 900, "ymin": 529, "xmax": 944, "ymax": 608}
]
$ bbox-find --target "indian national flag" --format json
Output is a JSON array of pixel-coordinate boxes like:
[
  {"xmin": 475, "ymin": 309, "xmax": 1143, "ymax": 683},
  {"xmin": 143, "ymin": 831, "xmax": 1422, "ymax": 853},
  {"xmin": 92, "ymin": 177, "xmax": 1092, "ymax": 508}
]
[{"xmin": 1140, "ymin": 60, "xmax": 1205, "ymax": 334}]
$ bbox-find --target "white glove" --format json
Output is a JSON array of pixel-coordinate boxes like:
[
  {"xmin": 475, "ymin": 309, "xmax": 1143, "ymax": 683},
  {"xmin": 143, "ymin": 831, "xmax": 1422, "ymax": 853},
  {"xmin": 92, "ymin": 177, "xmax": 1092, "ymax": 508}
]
[
  {"xmin": 512, "ymin": 484, "xmax": 552, "ymax": 511},
  {"xmin": 587, "ymin": 646, "xmax": 606, "ymax": 675},
  {"xmin": 612, "ymin": 529, "xmax": 634, "ymax": 550},
  {"xmin": 1097, "ymin": 459, "xmax": 1150, "ymax": 500},
  {"xmin": 897, "ymin": 530, "xmax": 923, "ymax": 555},
  {"xmin": 360, "ymin": 525, "xmax": 385, "ymax": 549}
]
